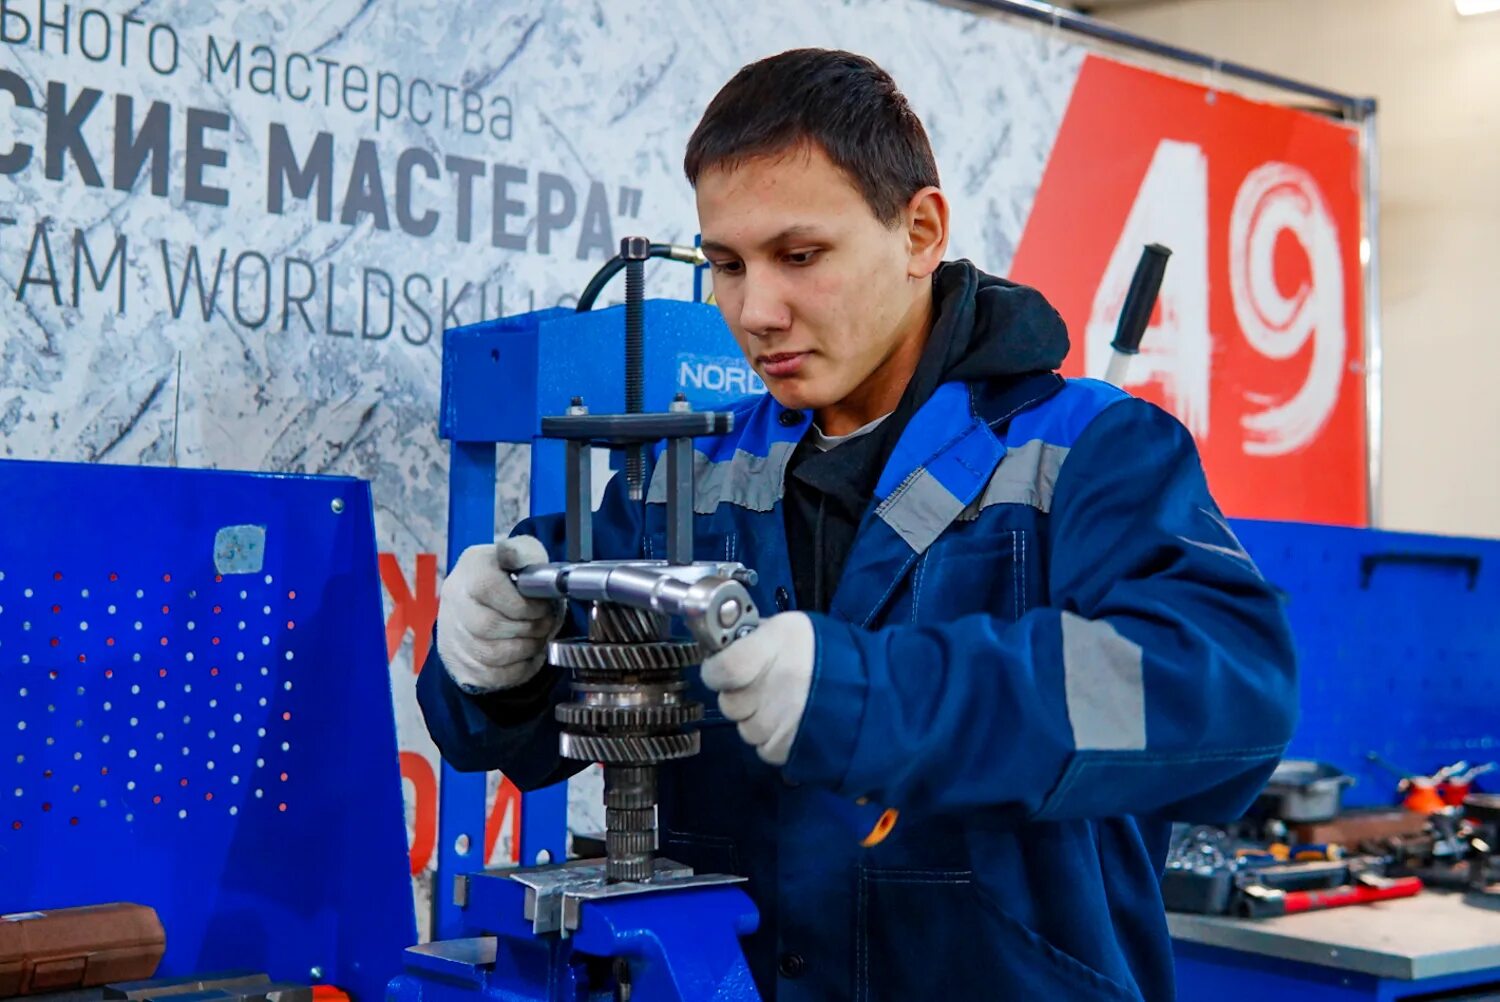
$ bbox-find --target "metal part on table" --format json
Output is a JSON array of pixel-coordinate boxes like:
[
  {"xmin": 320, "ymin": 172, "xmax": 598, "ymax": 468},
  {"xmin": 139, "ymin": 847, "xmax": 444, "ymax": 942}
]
[
  {"xmin": 103, "ymin": 976, "xmax": 270, "ymax": 1001},
  {"xmin": 1292, "ymin": 808, "xmax": 1428, "ymax": 846},
  {"xmin": 1168, "ymin": 825, "xmax": 1233, "ymax": 872},
  {"xmin": 1374, "ymin": 794, "xmax": 1500, "ymax": 898},
  {"xmin": 102, "ymin": 976, "xmax": 310, "ymax": 1002},
  {"xmin": 1163, "ymin": 827, "xmax": 1237, "ymax": 914},
  {"xmin": 237, "ymin": 985, "xmax": 312, "ymax": 1002},
  {"xmin": 1163, "ymin": 823, "xmax": 1398, "ymax": 918},
  {"xmin": 1237, "ymin": 860, "xmax": 1354, "ymax": 894},
  {"xmin": 1466, "ymin": 794, "xmax": 1500, "ymax": 826},
  {"xmin": 1256, "ymin": 759, "xmax": 1356, "ymax": 824},
  {"xmin": 137, "ymin": 988, "xmax": 310, "ymax": 1002}
]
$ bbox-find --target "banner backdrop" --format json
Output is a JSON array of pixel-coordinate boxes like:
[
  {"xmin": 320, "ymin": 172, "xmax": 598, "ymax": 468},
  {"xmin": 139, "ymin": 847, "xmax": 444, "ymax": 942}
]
[
  {"xmin": 1010, "ymin": 57, "xmax": 1367, "ymax": 525},
  {"xmin": 0, "ymin": 0, "xmax": 1367, "ymax": 935}
]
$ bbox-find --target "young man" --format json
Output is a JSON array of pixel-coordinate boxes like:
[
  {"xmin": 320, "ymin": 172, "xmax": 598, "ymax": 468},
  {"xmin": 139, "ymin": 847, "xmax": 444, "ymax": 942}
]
[{"xmin": 420, "ymin": 48, "xmax": 1297, "ymax": 1001}]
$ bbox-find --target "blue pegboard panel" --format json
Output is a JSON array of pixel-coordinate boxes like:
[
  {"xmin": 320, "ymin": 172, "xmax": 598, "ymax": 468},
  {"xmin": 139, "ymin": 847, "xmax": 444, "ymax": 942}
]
[
  {"xmin": 0, "ymin": 458, "xmax": 414, "ymax": 1000},
  {"xmin": 1233, "ymin": 519, "xmax": 1500, "ymax": 807}
]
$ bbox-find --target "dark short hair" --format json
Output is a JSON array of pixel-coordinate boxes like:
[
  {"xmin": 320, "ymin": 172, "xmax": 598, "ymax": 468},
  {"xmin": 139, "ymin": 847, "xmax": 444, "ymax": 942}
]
[{"xmin": 683, "ymin": 48, "xmax": 940, "ymax": 227}]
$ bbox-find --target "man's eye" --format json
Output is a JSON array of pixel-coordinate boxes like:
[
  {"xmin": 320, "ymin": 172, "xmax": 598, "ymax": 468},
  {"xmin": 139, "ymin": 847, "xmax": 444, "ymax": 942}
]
[
  {"xmin": 784, "ymin": 250, "xmax": 820, "ymax": 266},
  {"xmin": 710, "ymin": 260, "xmax": 743, "ymax": 275}
]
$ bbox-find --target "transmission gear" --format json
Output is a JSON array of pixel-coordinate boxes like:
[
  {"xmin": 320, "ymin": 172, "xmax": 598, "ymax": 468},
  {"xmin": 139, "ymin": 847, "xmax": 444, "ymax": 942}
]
[
  {"xmin": 554, "ymin": 702, "xmax": 704, "ymax": 729},
  {"xmin": 559, "ymin": 731, "xmax": 700, "ymax": 764},
  {"xmin": 548, "ymin": 640, "xmax": 703, "ymax": 671}
]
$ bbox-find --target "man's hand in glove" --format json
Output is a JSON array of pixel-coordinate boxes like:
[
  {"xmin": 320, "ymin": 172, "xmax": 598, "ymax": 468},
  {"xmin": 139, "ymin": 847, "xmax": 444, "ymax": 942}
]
[
  {"xmin": 701, "ymin": 612, "xmax": 815, "ymax": 766},
  {"xmin": 436, "ymin": 535, "xmax": 562, "ymax": 694}
]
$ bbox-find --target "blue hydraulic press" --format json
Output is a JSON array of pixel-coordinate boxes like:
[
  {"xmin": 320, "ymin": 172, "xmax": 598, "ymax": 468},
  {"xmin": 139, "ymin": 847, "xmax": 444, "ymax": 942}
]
[{"xmin": 389, "ymin": 240, "xmax": 770, "ymax": 1002}]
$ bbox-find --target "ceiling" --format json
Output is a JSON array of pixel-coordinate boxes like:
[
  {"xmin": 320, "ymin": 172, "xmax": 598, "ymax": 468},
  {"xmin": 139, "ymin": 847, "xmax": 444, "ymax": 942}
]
[{"xmin": 1068, "ymin": 0, "xmax": 1192, "ymax": 10}]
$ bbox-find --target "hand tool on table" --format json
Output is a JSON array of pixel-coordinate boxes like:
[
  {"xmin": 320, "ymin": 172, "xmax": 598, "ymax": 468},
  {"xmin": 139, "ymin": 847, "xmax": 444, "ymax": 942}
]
[{"xmin": 1237, "ymin": 875, "xmax": 1423, "ymax": 918}]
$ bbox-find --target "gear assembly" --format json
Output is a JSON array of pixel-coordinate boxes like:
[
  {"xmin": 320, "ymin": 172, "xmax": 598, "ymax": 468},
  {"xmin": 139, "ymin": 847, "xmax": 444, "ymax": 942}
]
[{"xmin": 520, "ymin": 236, "xmax": 767, "ymax": 889}]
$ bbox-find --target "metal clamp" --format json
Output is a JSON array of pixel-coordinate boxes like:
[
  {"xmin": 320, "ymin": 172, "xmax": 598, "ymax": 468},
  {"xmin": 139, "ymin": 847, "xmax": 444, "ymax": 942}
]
[{"xmin": 506, "ymin": 858, "xmax": 747, "ymax": 937}]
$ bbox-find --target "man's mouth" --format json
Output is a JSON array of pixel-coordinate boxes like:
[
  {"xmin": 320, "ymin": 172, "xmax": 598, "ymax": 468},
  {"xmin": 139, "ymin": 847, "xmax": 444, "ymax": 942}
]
[{"xmin": 759, "ymin": 352, "xmax": 809, "ymax": 378}]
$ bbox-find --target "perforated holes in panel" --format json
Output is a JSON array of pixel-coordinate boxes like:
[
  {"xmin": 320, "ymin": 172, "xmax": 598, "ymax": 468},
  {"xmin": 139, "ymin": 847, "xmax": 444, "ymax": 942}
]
[{"xmin": 1, "ymin": 567, "xmax": 301, "ymax": 831}]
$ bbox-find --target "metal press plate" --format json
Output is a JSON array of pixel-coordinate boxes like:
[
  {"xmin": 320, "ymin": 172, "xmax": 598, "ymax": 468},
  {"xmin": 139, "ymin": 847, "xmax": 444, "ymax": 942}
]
[{"xmin": 506, "ymin": 857, "xmax": 745, "ymax": 936}]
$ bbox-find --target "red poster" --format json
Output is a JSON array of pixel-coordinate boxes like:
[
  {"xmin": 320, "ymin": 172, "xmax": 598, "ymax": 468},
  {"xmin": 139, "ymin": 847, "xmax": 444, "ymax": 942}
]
[{"xmin": 1011, "ymin": 55, "xmax": 1367, "ymax": 525}]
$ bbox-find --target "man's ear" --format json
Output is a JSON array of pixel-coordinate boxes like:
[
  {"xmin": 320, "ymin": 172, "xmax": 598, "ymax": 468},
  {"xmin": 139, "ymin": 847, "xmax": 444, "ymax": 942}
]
[{"xmin": 905, "ymin": 186, "xmax": 950, "ymax": 279}]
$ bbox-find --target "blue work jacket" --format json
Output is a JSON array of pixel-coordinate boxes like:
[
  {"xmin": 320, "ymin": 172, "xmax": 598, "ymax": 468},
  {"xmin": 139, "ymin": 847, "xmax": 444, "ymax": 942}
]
[{"xmin": 419, "ymin": 370, "xmax": 1299, "ymax": 1001}]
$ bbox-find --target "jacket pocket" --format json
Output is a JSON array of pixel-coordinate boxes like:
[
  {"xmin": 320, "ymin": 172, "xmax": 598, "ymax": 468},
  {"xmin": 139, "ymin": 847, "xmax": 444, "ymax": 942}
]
[
  {"xmin": 857, "ymin": 866, "xmax": 1138, "ymax": 1002},
  {"xmin": 659, "ymin": 829, "xmax": 741, "ymax": 877},
  {"xmin": 657, "ymin": 714, "xmax": 764, "ymax": 844},
  {"xmin": 910, "ymin": 529, "xmax": 1029, "ymax": 625},
  {"xmin": 642, "ymin": 527, "xmax": 740, "ymax": 564}
]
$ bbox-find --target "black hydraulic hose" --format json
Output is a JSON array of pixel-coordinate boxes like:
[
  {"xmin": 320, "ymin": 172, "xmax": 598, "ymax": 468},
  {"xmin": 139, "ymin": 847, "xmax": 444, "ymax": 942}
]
[
  {"xmin": 575, "ymin": 255, "xmax": 627, "ymax": 313},
  {"xmin": 572, "ymin": 237, "xmax": 709, "ymax": 499},
  {"xmin": 575, "ymin": 243, "xmax": 704, "ymax": 312}
]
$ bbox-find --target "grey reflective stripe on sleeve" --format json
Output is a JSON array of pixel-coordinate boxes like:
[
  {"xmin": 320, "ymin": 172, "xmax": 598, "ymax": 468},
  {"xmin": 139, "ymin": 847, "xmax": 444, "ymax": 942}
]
[
  {"xmin": 876, "ymin": 468, "xmax": 966, "ymax": 554},
  {"xmin": 1060, "ymin": 611, "xmax": 1147, "ymax": 751},
  {"xmin": 958, "ymin": 440, "xmax": 1069, "ymax": 520},
  {"xmin": 645, "ymin": 440, "xmax": 795, "ymax": 513}
]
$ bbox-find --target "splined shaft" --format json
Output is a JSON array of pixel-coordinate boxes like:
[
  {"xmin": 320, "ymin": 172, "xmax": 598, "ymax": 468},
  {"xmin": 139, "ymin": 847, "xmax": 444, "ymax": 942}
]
[{"xmin": 553, "ymin": 600, "xmax": 703, "ymax": 882}]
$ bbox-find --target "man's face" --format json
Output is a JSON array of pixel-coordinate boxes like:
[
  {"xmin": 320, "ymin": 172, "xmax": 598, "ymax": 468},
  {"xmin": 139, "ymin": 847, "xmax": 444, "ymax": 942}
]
[{"xmin": 695, "ymin": 144, "xmax": 925, "ymax": 416}]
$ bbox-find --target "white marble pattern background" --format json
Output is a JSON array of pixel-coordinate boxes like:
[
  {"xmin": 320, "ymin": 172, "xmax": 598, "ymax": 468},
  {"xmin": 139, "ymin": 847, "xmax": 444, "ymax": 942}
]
[{"xmin": 0, "ymin": 0, "xmax": 1085, "ymax": 937}]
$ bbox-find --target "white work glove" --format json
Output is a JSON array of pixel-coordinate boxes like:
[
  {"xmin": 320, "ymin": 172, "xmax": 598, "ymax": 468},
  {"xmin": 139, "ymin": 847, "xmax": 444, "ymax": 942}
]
[
  {"xmin": 436, "ymin": 535, "xmax": 563, "ymax": 694},
  {"xmin": 700, "ymin": 612, "xmax": 815, "ymax": 766}
]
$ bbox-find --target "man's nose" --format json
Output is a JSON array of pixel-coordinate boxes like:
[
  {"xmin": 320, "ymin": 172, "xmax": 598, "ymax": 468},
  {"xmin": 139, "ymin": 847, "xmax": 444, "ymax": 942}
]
[{"xmin": 738, "ymin": 269, "xmax": 792, "ymax": 337}]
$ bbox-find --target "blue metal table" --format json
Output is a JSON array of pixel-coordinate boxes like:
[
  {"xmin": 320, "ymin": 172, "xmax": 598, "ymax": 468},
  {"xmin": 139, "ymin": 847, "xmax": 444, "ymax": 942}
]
[
  {"xmin": 1175, "ymin": 520, "xmax": 1500, "ymax": 1000},
  {"xmin": 1172, "ymin": 892, "xmax": 1500, "ymax": 1000}
]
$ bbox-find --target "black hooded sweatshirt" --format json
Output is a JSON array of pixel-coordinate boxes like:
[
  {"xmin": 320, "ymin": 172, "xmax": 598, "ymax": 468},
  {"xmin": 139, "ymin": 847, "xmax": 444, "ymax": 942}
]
[{"xmin": 781, "ymin": 260, "xmax": 1071, "ymax": 613}]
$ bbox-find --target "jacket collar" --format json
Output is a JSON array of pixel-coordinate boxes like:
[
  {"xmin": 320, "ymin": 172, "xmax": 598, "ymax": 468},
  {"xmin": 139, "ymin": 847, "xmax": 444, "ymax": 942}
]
[{"xmin": 827, "ymin": 380, "xmax": 1016, "ymax": 627}]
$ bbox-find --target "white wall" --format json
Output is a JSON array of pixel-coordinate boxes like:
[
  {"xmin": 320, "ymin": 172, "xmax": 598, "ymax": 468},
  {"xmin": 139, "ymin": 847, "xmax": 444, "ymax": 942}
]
[{"xmin": 1098, "ymin": 0, "xmax": 1500, "ymax": 538}]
